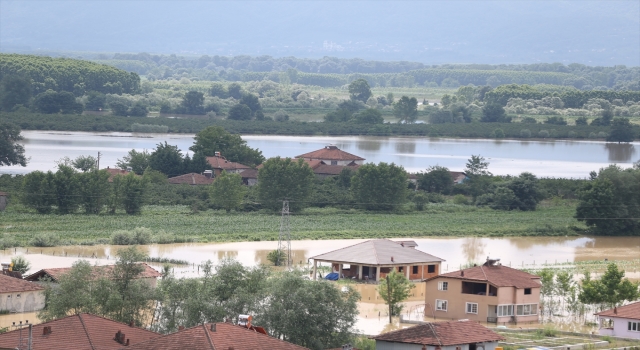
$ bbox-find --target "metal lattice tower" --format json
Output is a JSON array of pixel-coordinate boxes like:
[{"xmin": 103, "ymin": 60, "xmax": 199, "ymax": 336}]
[{"xmin": 277, "ymin": 200, "xmax": 291, "ymax": 267}]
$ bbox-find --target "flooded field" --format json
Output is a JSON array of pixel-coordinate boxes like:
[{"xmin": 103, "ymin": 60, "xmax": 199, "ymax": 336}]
[{"xmin": 2, "ymin": 236, "xmax": 638, "ymax": 334}]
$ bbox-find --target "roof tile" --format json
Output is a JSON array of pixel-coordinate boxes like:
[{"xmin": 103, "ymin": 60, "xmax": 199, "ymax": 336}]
[
  {"xmin": 596, "ymin": 301, "xmax": 640, "ymax": 320},
  {"xmin": 310, "ymin": 239, "xmax": 444, "ymax": 265},
  {"xmin": 430, "ymin": 264, "xmax": 541, "ymax": 288},
  {"xmin": 0, "ymin": 273, "xmax": 44, "ymax": 293},
  {"xmin": 26, "ymin": 263, "xmax": 162, "ymax": 283},
  {"xmin": 167, "ymin": 173, "xmax": 213, "ymax": 185},
  {"xmin": 372, "ymin": 320, "xmax": 505, "ymax": 346},
  {"xmin": 206, "ymin": 156, "xmax": 250, "ymax": 171},
  {"xmin": 296, "ymin": 145, "xmax": 365, "ymax": 161}
]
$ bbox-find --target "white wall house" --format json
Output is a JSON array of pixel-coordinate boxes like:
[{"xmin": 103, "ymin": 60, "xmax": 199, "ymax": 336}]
[
  {"xmin": 596, "ymin": 301, "xmax": 640, "ymax": 339},
  {"xmin": 0, "ymin": 274, "xmax": 45, "ymax": 313}
]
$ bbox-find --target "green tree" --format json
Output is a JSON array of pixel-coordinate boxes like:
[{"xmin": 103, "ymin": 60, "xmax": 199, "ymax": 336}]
[
  {"xmin": 53, "ymin": 165, "xmax": 78, "ymax": 214},
  {"xmin": 378, "ymin": 271, "xmax": 415, "ymax": 323},
  {"xmin": 120, "ymin": 173, "xmax": 147, "ymax": 215},
  {"xmin": 85, "ymin": 91, "xmax": 106, "ymax": 111},
  {"xmin": 22, "ymin": 171, "xmax": 56, "ymax": 213},
  {"xmin": 227, "ymin": 103, "xmax": 252, "ymax": 120},
  {"xmin": 506, "ymin": 172, "xmax": 540, "ymax": 211},
  {"xmin": 210, "ymin": 83, "xmax": 228, "ymax": 98},
  {"xmin": 607, "ymin": 118, "xmax": 635, "ymax": 143},
  {"xmin": 0, "ymin": 75, "xmax": 31, "ymax": 111},
  {"xmin": 108, "ymin": 247, "xmax": 155, "ymax": 325},
  {"xmin": 10, "ymin": 256, "xmax": 31, "ymax": 274},
  {"xmin": 227, "ymin": 83, "xmax": 243, "ymax": 99},
  {"xmin": 209, "ymin": 171, "xmax": 246, "ymax": 212},
  {"xmin": 418, "ymin": 166, "xmax": 453, "ymax": 194},
  {"xmin": 393, "ymin": 96, "xmax": 418, "ymax": 124},
  {"xmin": 351, "ymin": 162, "xmax": 408, "ymax": 211},
  {"xmin": 34, "ymin": 90, "xmax": 82, "ymax": 114},
  {"xmin": 353, "ymin": 108, "xmax": 383, "ymax": 124},
  {"xmin": 128, "ymin": 102, "xmax": 148, "ymax": 117},
  {"xmin": 481, "ymin": 102, "xmax": 510, "ymax": 123},
  {"xmin": 259, "ymin": 271, "xmax": 359, "ymax": 349},
  {"xmin": 0, "ymin": 123, "xmax": 27, "ymax": 167},
  {"xmin": 266, "ymin": 250, "xmax": 287, "ymax": 266},
  {"xmin": 190, "ymin": 126, "xmax": 265, "ymax": 167},
  {"xmin": 257, "ymin": 157, "xmax": 315, "ymax": 212},
  {"xmin": 579, "ymin": 263, "xmax": 640, "ymax": 309},
  {"xmin": 181, "ymin": 90, "xmax": 205, "ymax": 115},
  {"xmin": 117, "ymin": 149, "xmax": 151, "ymax": 175},
  {"xmin": 77, "ymin": 169, "xmax": 110, "ymax": 214},
  {"xmin": 348, "ymin": 78, "xmax": 372, "ymax": 103},
  {"xmin": 38, "ymin": 260, "xmax": 97, "ymax": 321},
  {"xmin": 109, "ymin": 101, "xmax": 129, "ymax": 116},
  {"xmin": 149, "ymin": 142, "xmax": 184, "ymax": 177},
  {"xmin": 239, "ymin": 93, "xmax": 262, "ymax": 116},
  {"xmin": 465, "ymin": 155, "xmax": 491, "ymax": 177},
  {"xmin": 575, "ymin": 165, "xmax": 640, "ymax": 235},
  {"xmin": 72, "ymin": 155, "xmax": 97, "ymax": 172}
]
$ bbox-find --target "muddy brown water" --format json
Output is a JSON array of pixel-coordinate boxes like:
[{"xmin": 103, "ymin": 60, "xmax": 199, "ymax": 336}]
[{"xmin": 2, "ymin": 236, "xmax": 638, "ymax": 335}]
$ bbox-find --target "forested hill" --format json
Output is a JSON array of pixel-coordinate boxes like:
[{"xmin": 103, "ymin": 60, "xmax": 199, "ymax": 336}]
[
  {"xmin": 1, "ymin": 1, "xmax": 638, "ymax": 66},
  {"xmin": 0, "ymin": 54, "xmax": 140, "ymax": 95}
]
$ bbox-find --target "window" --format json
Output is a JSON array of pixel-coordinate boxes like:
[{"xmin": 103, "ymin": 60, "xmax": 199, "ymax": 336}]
[
  {"xmin": 436, "ymin": 299, "xmax": 448, "ymax": 311},
  {"xmin": 398, "ymin": 266, "xmax": 404, "ymax": 273},
  {"xmin": 428, "ymin": 265, "xmax": 436, "ymax": 273},
  {"xmin": 412, "ymin": 266, "xmax": 418, "ymax": 274},
  {"xmin": 16, "ymin": 294, "xmax": 21, "ymax": 299},
  {"xmin": 331, "ymin": 160, "xmax": 338, "ymax": 165},
  {"xmin": 466, "ymin": 302, "xmax": 478, "ymax": 314},
  {"xmin": 629, "ymin": 322, "xmax": 640, "ymax": 332},
  {"xmin": 524, "ymin": 288, "xmax": 532, "ymax": 295},
  {"xmin": 438, "ymin": 281, "xmax": 448, "ymax": 291},
  {"xmin": 497, "ymin": 305, "xmax": 514, "ymax": 317},
  {"xmin": 516, "ymin": 304, "xmax": 537, "ymax": 316}
]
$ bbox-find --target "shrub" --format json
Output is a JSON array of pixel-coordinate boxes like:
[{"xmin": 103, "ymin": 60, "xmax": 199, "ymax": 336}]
[
  {"xmin": 538, "ymin": 130, "xmax": 549, "ymax": 138},
  {"xmin": 267, "ymin": 249, "xmax": 287, "ymax": 266},
  {"xmin": 131, "ymin": 123, "xmax": 169, "ymax": 133},
  {"xmin": 520, "ymin": 129, "xmax": 531, "ymax": 138},
  {"xmin": 492, "ymin": 128, "xmax": 505, "ymax": 138},
  {"xmin": 110, "ymin": 227, "xmax": 152, "ymax": 245},
  {"xmin": 453, "ymin": 194, "xmax": 469, "ymax": 205},
  {"xmin": 31, "ymin": 234, "xmax": 61, "ymax": 247},
  {"xmin": 412, "ymin": 192, "xmax": 428, "ymax": 211}
]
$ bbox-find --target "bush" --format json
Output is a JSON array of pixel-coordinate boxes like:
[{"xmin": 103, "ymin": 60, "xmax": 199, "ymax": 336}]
[
  {"xmin": 520, "ymin": 129, "xmax": 531, "ymax": 138},
  {"xmin": 110, "ymin": 227, "xmax": 152, "ymax": 245},
  {"xmin": 453, "ymin": 194, "xmax": 469, "ymax": 205},
  {"xmin": 412, "ymin": 192, "xmax": 428, "ymax": 211},
  {"xmin": 131, "ymin": 123, "xmax": 169, "ymax": 133},
  {"xmin": 31, "ymin": 234, "xmax": 61, "ymax": 247},
  {"xmin": 538, "ymin": 130, "xmax": 550, "ymax": 138},
  {"xmin": 267, "ymin": 249, "xmax": 287, "ymax": 266},
  {"xmin": 575, "ymin": 116, "xmax": 588, "ymax": 125}
]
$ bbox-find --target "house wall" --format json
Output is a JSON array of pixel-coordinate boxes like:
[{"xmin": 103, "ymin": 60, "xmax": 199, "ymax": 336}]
[
  {"xmin": 598, "ymin": 316, "xmax": 640, "ymax": 339},
  {"xmin": 0, "ymin": 291, "xmax": 45, "ymax": 313},
  {"xmin": 425, "ymin": 277, "xmax": 540, "ymax": 323},
  {"xmin": 375, "ymin": 341, "xmax": 500, "ymax": 350}
]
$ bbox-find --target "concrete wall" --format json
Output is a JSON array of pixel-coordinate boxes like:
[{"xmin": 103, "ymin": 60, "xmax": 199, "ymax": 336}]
[
  {"xmin": 0, "ymin": 291, "xmax": 45, "ymax": 313},
  {"xmin": 598, "ymin": 316, "xmax": 640, "ymax": 339}
]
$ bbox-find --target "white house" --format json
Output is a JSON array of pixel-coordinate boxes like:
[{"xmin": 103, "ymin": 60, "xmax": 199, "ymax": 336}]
[
  {"xmin": 0, "ymin": 274, "xmax": 46, "ymax": 313},
  {"xmin": 371, "ymin": 320, "xmax": 504, "ymax": 350},
  {"xmin": 595, "ymin": 301, "xmax": 640, "ymax": 339},
  {"xmin": 296, "ymin": 145, "xmax": 365, "ymax": 166}
]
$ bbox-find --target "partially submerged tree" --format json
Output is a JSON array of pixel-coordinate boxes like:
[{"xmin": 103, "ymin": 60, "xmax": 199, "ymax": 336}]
[
  {"xmin": 579, "ymin": 263, "xmax": 639, "ymax": 310},
  {"xmin": 378, "ymin": 270, "xmax": 415, "ymax": 323}
]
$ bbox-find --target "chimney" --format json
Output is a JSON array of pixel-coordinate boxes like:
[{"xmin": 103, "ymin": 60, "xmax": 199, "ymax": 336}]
[
  {"xmin": 43, "ymin": 326, "xmax": 52, "ymax": 335},
  {"xmin": 125, "ymin": 339, "xmax": 130, "ymax": 346},
  {"xmin": 129, "ymin": 321, "xmax": 134, "ymax": 327},
  {"xmin": 178, "ymin": 326, "xmax": 185, "ymax": 331},
  {"xmin": 461, "ymin": 271, "xmax": 464, "ymax": 277},
  {"xmin": 210, "ymin": 324, "xmax": 216, "ymax": 332},
  {"xmin": 215, "ymin": 151, "xmax": 221, "ymax": 157},
  {"xmin": 114, "ymin": 331, "xmax": 126, "ymax": 344},
  {"xmin": 614, "ymin": 307, "xmax": 617, "ymax": 314},
  {"xmin": 400, "ymin": 242, "xmax": 404, "ymax": 247},
  {"xmin": 391, "ymin": 256, "xmax": 394, "ymax": 262},
  {"xmin": 204, "ymin": 170, "xmax": 213, "ymax": 179}
]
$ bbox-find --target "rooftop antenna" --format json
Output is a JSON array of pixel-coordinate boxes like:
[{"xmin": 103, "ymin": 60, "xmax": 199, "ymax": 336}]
[{"xmin": 277, "ymin": 200, "xmax": 291, "ymax": 267}]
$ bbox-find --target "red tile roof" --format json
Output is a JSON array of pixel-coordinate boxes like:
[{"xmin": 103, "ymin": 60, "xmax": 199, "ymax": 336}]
[
  {"xmin": 127, "ymin": 323, "xmax": 309, "ymax": 350},
  {"xmin": 206, "ymin": 155, "xmax": 251, "ymax": 171},
  {"xmin": 296, "ymin": 145, "xmax": 365, "ymax": 161},
  {"xmin": 240, "ymin": 168, "xmax": 258, "ymax": 179},
  {"xmin": 167, "ymin": 173, "xmax": 213, "ymax": 185},
  {"xmin": 0, "ymin": 273, "xmax": 44, "ymax": 293},
  {"xmin": 596, "ymin": 301, "xmax": 640, "ymax": 320},
  {"xmin": 25, "ymin": 263, "xmax": 162, "ymax": 283},
  {"xmin": 427, "ymin": 264, "xmax": 541, "ymax": 289},
  {"xmin": 0, "ymin": 313, "xmax": 161, "ymax": 350},
  {"xmin": 104, "ymin": 167, "xmax": 136, "ymax": 182},
  {"xmin": 372, "ymin": 320, "xmax": 505, "ymax": 346},
  {"xmin": 0, "ymin": 191, "xmax": 8, "ymax": 196}
]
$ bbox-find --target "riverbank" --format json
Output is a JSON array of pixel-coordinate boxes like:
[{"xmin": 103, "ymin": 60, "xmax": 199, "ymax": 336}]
[{"xmin": 0, "ymin": 201, "xmax": 585, "ymax": 248}]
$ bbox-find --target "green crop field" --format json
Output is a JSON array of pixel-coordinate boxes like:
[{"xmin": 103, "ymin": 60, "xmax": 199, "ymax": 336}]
[{"xmin": 0, "ymin": 200, "xmax": 584, "ymax": 247}]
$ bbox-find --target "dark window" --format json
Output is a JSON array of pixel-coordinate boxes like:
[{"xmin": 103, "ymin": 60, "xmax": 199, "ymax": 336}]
[
  {"xmin": 428, "ymin": 265, "xmax": 436, "ymax": 273},
  {"xmin": 398, "ymin": 266, "xmax": 404, "ymax": 272},
  {"xmin": 331, "ymin": 160, "xmax": 337, "ymax": 165},
  {"xmin": 524, "ymin": 288, "xmax": 532, "ymax": 295},
  {"xmin": 412, "ymin": 266, "xmax": 418, "ymax": 274}
]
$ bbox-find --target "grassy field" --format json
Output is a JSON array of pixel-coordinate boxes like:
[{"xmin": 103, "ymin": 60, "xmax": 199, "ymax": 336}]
[{"xmin": 0, "ymin": 200, "xmax": 584, "ymax": 247}]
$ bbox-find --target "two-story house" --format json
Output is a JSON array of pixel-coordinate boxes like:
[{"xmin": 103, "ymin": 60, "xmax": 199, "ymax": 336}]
[{"xmin": 424, "ymin": 258, "xmax": 541, "ymax": 325}]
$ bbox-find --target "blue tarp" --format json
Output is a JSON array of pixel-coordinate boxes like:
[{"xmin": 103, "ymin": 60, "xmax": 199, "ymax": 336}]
[{"xmin": 324, "ymin": 272, "xmax": 339, "ymax": 281}]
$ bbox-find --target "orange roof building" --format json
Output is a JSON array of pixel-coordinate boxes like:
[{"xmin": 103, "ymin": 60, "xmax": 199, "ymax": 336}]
[
  {"xmin": 167, "ymin": 172, "xmax": 214, "ymax": 185},
  {"xmin": 595, "ymin": 301, "xmax": 640, "ymax": 339},
  {"xmin": 371, "ymin": 320, "xmax": 505, "ymax": 348},
  {"xmin": 26, "ymin": 263, "xmax": 162, "ymax": 288},
  {"xmin": 0, "ymin": 313, "xmax": 161, "ymax": 350},
  {"xmin": 206, "ymin": 153, "xmax": 251, "ymax": 176},
  {"xmin": 296, "ymin": 145, "xmax": 365, "ymax": 166},
  {"xmin": 0, "ymin": 273, "xmax": 45, "ymax": 313},
  {"xmin": 126, "ymin": 322, "xmax": 308, "ymax": 350}
]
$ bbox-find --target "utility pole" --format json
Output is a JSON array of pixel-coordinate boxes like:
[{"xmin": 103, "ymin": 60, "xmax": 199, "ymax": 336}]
[
  {"xmin": 277, "ymin": 200, "xmax": 291, "ymax": 267},
  {"xmin": 97, "ymin": 151, "xmax": 102, "ymax": 170}
]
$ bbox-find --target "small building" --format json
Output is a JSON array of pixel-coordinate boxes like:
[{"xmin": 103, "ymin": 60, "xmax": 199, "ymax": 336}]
[
  {"xmin": 168, "ymin": 172, "xmax": 214, "ymax": 185},
  {"xmin": 104, "ymin": 167, "xmax": 135, "ymax": 182},
  {"xmin": 0, "ymin": 313, "xmax": 161, "ymax": 350},
  {"xmin": 296, "ymin": 145, "xmax": 365, "ymax": 166},
  {"xmin": 206, "ymin": 152, "xmax": 251, "ymax": 176},
  {"xmin": 313, "ymin": 163, "xmax": 359, "ymax": 180},
  {"xmin": 0, "ymin": 273, "xmax": 45, "ymax": 313},
  {"xmin": 309, "ymin": 239, "xmax": 444, "ymax": 282},
  {"xmin": 424, "ymin": 258, "xmax": 541, "ymax": 324},
  {"xmin": 0, "ymin": 191, "xmax": 7, "ymax": 211},
  {"xmin": 595, "ymin": 301, "xmax": 640, "ymax": 339},
  {"xmin": 26, "ymin": 263, "xmax": 162, "ymax": 288},
  {"xmin": 241, "ymin": 168, "xmax": 259, "ymax": 186},
  {"xmin": 450, "ymin": 172, "xmax": 469, "ymax": 184},
  {"xmin": 371, "ymin": 319, "xmax": 505, "ymax": 350},
  {"xmin": 126, "ymin": 322, "xmax": 308, "ymax": 350}
]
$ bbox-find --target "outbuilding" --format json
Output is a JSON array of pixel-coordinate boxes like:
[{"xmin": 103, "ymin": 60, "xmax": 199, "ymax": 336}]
[{"xmin": 595, "ymin": 301, "xmax": 640, "ymax": 339}]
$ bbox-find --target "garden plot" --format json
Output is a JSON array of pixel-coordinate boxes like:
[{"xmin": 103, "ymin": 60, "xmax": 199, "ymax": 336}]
[{"xmin": 498, "ymin": 331, "xmax": 610, "ymax": 350}]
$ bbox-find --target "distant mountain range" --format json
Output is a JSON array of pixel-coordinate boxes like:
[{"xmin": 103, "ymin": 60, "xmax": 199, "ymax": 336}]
[{"xmin": 1, "ymin": 1, "xmax": 638, "ymax": 66}]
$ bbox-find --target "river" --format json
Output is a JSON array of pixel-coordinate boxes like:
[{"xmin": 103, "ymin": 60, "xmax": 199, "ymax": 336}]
[{"xmin": 1, "ymin": 131, "xmax": 638, "ymax": 177}]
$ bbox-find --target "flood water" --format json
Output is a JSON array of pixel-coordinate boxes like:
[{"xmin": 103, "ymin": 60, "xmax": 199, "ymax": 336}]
[
  {"xmin": 2, "ymin": 131, "xmax": 639, "ymax": 177},
  {"xmin": 2, "ymin": 236, "xmax": 638, "ymax": 335}
]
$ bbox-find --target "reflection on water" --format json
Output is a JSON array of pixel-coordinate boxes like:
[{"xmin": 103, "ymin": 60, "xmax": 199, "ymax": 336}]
[
  {"xmin": 605, "ymin": 143, "xmax": 636, "ymax": 162},
  {"xmin": 217, "ymin": 251, "xmax": 238, "ymax": 260},
  {"xmin": 356, "ymin": 138, "xmax": 386, "ymax": 152},
  {"xmin": 461, "ymin": 237, "xmax": 486, "ymax": 263},
  {"xmin": 394, "ymin": 140, "xmax": 416, "ymax": 154}
]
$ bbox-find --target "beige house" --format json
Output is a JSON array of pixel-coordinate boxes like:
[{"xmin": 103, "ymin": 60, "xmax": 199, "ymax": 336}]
[
  {"xmin": 0, "ymin": 274, "xmax": 45, "ymax": 313},
  {"xmin": 424, "ymin": 258, "xmax": 541, "ymax": 325},
  {"xmin": 206, "ymin": 153, "xmax": 251, "ymax": 176},
  {"xmin": 309, "ymin": 239, "xmax": 444, "ymax": 283}
]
